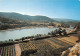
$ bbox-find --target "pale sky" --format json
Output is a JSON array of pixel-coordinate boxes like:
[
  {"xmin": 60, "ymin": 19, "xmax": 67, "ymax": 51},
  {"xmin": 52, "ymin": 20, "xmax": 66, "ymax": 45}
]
[{"xmin": 0, "ymin": 0, "xmax": 80, "ymax": 20}]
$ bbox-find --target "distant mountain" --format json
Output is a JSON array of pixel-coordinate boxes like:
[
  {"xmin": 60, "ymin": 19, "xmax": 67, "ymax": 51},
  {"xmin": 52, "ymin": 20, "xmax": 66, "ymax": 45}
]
[
  {"xmin": 0, "ymin": 12, "xmax": 30, "ymax": 20},
  {"xmin": 0, "ymin": 12, "xmax": 55, "ymax": 22},
  {"xmin": 52, "ymin": 18, "xmax": 79, "ymax": 22},
  {"xmin": 0, "ymin": 12, "xmax": 79, "ymax": 23},
  {"xmin": 30, "ymin": 15, "xmax": 54, "ymax": 22},
  {"xmin": 52, "ymin": 18, "xmax": 80, "ymax": 26}
]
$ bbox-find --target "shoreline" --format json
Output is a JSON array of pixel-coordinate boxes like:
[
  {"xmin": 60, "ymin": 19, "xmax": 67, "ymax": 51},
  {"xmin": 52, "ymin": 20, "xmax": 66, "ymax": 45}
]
[
  {"xmin": 0, "ymin": 25, "xmax": 74, "ymax": 32},
  {"xmin": 0, "ymin": 26, "xmax": 47, "ymax": 32},
  {"xmin": 0, "ymin": 26, "xmax": 76, "ymax": 42}
]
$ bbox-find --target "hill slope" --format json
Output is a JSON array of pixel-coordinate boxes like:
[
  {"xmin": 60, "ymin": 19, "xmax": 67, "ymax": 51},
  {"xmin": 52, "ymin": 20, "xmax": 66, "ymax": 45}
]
[
  {"xmin": 52, "ymin": 18, "xmax": 79, "ymax": 22},
  {"xmin": 0, "ymin": 12, "xmax": 55, "ymax": 22},
  {"xmin": 0, "ymin": 12, "xmax": 80, "ymax": 23}
]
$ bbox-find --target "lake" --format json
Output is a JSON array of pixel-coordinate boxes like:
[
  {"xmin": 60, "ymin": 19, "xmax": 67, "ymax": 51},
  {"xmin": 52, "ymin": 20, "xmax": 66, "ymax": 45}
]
[{"xmin": 0, "ymin": 27, "xmax": 58, "ymax": 41}]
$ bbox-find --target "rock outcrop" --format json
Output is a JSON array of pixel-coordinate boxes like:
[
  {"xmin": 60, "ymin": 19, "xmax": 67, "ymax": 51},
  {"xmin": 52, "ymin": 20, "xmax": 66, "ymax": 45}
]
[{"xmin": 61, "ymin": 42, "xmax": 80, "ymax": 56}]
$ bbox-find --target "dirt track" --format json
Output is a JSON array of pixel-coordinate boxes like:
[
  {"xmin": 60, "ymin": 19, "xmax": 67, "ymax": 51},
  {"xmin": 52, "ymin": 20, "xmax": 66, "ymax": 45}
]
[{"xmin": 15, "ymin": 44, "xmax": 21, "ymax": 56}]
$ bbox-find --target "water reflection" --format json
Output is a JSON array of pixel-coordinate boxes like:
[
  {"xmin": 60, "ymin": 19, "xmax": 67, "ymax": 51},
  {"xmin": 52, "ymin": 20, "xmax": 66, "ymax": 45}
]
[{"xmin": 0, "ymin": 27, "xmax": 57, "ymax": 41}]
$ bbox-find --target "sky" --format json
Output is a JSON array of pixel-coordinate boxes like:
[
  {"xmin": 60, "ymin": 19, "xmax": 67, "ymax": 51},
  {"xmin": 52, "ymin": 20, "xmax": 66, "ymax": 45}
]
[{"xmin": 0, "ymin": 0, "xmax": 80, "ymax": 20}]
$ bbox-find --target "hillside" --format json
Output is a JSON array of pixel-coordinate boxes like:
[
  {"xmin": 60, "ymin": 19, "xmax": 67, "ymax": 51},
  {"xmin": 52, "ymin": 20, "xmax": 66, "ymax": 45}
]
[
  {"xmin": 0, "ymin": 12, "xmax": 79, "ymax": 23},
  {"xmin": 0, "ymin": 16, "xmax": 20, "ymax": 24},
  {"xmin": 0, "ymin": 16, "xmax": 34, "ymax": 30},
  {"xmin": 0, "ymin": 16, "xmax": 22, "ymax": 30},
  {"xmin": 0, "ymin": 12, "xmax": 55, "ymax": 22},
  {"xmin": 0, "ymin": 12, "xmax": 80, "ymax": 28}
]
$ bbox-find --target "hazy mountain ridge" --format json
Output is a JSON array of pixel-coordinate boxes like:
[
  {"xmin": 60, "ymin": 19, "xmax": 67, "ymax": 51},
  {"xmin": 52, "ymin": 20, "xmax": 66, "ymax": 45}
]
[
  {"xmin": 52, "ymin": 18, "xmax": 79, "ymax": 22},
  {"xmin": 0, "ymin": 12, "xmax": 79, "ymax": 23},
  {"xmin": 0, "ymin": 12, "xmax": 55, "ymax": 22}
]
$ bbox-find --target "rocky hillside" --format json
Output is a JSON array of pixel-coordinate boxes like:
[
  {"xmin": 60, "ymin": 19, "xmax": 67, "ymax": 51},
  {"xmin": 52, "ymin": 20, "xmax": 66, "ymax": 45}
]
[{"xmin": 61, "ymin": 42, "xmax": 80, "ymax": 56}]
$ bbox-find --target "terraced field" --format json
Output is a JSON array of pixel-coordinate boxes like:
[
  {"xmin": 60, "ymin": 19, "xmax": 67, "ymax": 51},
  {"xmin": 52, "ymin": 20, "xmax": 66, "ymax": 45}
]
[
  {"xmin": 57, "ymin": 38, "xmax": 75, "ymax": 45},
  {"xmin": 19, "ymin": 37, "xmax": 75, "ymax": 56},
  {"xmin": 57, "ymin": 36, "xmax": 78, "ymax": 44},
  {"xmin": 32, "ymin": 40, "xmax": 54, "ymax": 52},
  {"xmin": 19, "ymin": 41, "xmax": 36, "ymax": 51},
  {"xmin": 0, "ymin": 45, "xmax": 16, "ymax": 56},
  {"xmin": 19, "ymin": 40, "xmax": 54, "ymax": 52},
  {"xmin": 0, "ymin": 35, "xmax": 77, "ymax": 56},
  {"xmin": 19, "ymin": 40, "xmax": 55, "ymax": 56}
]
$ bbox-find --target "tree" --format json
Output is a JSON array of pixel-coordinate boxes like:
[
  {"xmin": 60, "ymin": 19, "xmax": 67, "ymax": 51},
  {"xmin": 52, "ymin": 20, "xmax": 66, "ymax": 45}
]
[
  {"xmin": 21, "ymin": 49, "xmax": 37, "ymax": 56},
  {"xmin": 61, "ymin": 23, "xmax": 70, "ymax": 28},
  {"xmin": 62, "ymin": 29, "xmax": 67, "ymax": 35},
  {"xmin": 57, "ymin": 28, "xmax": 62, "ymax": 35},
  {"xmin": 9, "ymin": 39, "xmax": 13, "ymax": 42},
  {"xmin": 21, "ymin": 37, "xmax": 25, "ymax": 41},
  {"xmin": 49, "ymin": 22, "xmax": 55, "ymax": 26},
  {"xmin": 15, "ymin": 39, "xmax": 19, "ymax": 42}
]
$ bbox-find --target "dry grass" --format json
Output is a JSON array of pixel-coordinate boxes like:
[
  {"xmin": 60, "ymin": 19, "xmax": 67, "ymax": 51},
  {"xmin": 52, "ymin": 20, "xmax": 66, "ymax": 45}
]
[
  {"xmin": 45, "ymin": 39, "xmax": 62, "ymax": 48},
  {"xmin": 57, "ymin": 35, "xmax": 78, "ymax": 44}
]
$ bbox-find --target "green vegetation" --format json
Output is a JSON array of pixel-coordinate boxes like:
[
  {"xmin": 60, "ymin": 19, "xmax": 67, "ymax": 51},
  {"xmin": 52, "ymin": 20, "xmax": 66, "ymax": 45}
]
[
  {"xmin": 0, "ymin": 12, "xmax": 79, "ymax": 30},
  {"xmin": 21, "ymin": 49, "xmax": 37, "ymax": 56},
  {"xmin": 0, "ymin": 12, "xmax": 55, "ymax": 23},
  {"xmin": 48, "ymin": 28, "xmax": 67, "ymax": 36},
  {"xmin": 0, "ymin": 12, "xmax": 79, "ymax": 23},
  {"xmin": 61, "ymin": 23, "xmax": 70, "ymax": 28},
  {"xmin": 0, "ymin": 16, "xmax": 46, "ymax": 30}
]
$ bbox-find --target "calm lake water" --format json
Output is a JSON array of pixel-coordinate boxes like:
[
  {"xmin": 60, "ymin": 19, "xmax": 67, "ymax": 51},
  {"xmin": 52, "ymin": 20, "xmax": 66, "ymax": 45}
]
[{"xmin": 0, "ymin": 27, "xmax": 58, "ymax": 41}]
